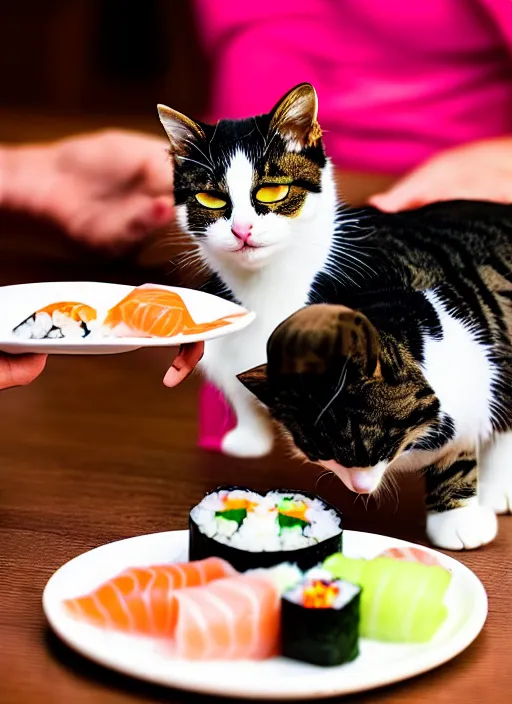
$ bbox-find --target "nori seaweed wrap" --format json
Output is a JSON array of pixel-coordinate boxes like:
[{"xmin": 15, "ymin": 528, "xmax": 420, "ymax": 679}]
[
  {"xmin": 188, "ymin": 486, "xmax": 343, "ymax": 572},
  {"xmin": 281, "ymin": 568, "xmax": 361, "ymax": 667}
]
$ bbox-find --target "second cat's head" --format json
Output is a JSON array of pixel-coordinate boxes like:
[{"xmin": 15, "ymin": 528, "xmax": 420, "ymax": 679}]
[
  {"xmin": 157, "ymin": 83, "xmax": 330, "ymax": 271},
  {"xmin": 237, "ymin": 305, "xmax": 443, "ymax": 495}
]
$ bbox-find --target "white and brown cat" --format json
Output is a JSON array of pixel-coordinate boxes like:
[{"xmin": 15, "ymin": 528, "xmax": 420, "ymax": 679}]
[{"xmin": 158, "ymin": 83, "xmax": 512, "ymax": 550}]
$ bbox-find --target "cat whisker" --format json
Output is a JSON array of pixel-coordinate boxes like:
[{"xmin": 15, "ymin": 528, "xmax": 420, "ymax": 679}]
[
  {"xmin": 331, "ymin": 248, "xmax": 378, "ymax": 280},
  {"xmin": 336, "ymin": 260, "xmax": 368, "ymax": 281},
  {"xmin": 146, "ymin": 236, "xmax": 190, "ymax": 248},
  {"xmin": 208, "ymin": 121, "xmax": 220, "ymax": 164},
  {"xmin": 343, "ymin": 261, "xmax": 375, "ymax": 283},
  {"xmin": 253, "ymin": 117, "xmax": 266, "ymax": 147},
  {"xmin": 331, "ymin": 243, "xmax": 378, "ymax": 272},
  {"xmin": 322, "ymin": 261, "xmax": 358, "ymax": 288},
  {"xmin": 182, "ymin": 138, "xmax": 215, "ymax": 169},
  {"xmin": 176, "ymin": 155, "xmax": 215, "ymax": 176},
  {"xmin": 299, "ymin": 240, "xmax": 367, "ymax": 286},
  {"xmin": 330, "ymin": 238, "xmax": 376, "ymax": 255},
  {"xmin": 333, "ymin": 221, "xmax": 376, "ymax": 243},
  {"xmin": 154, "ymin": 236, "xmax": 197, "ymax": 247},
  {"xmin": 314, "ymin": 356, "xmax": 350, "ymax": 426},
  {"xmin": 353, "ymin": 493, "xmax": 370, "ymax": 511},
  {"xmin": 315, "ymin": 470, "xmax": 335, "ymax": 492},
  {"xmin": 173, "ymin": 250, "xmax": 200, "ymax": 265},
  {"xmin": 170, "ymin": 247, "xmax": 205, "ymax": 270},
  {"xmin": 262, "ymin": 128, "xmax": 279, "ymax": 157},
  {"xmin": 176, "ymin": 251, "xmax": 204, "ymax": 268},
  {"xmin": 373, "ymin": 470, "xmax": 400, "ymax": 513},
  {"xmin": 337, "ymin": 205, "xmax": 374, "ymax": 219}
]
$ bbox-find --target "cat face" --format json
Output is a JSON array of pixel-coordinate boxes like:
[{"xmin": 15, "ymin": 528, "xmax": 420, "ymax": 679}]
[
  {"xmin": 157, "ymin": 84, "xmax": 327, "ymax": 271},
  {"xmin": 238, "ymin": 305, "xmax": 442, "ymax": 494}
]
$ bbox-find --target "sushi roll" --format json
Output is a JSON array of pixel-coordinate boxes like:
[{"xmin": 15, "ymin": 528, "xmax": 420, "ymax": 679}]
[
  {"xmin": 13, "ymin": 302, "xmax": 97, "ymax": 340},
  {"xmin": 189, "ymin": 486, "xmax": 343, "ymax": 572},
  {"xmin": 281, "ymin": 567, "xmax": 361, "ymax": 667},
  {"xmin": 323, "ymin": 553, "xmax": 451, "ymax": 643}
]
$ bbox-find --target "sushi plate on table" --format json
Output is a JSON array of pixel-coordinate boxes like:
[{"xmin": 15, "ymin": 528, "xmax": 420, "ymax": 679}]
[
  {"xmin": 43, "ymin": 529, "xmax": 488, "ymax": 700},
  {"xmin": 0, "ymin": 281, "xmax": 255, "ymax": 355}
]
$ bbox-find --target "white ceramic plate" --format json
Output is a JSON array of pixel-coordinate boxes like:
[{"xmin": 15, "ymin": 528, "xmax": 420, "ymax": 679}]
[
  {"xmin": 0, "ymin": 281, "xmax": 254, "ymax": 355},
  {"xmin": 43, "ymin": 529, "xmax": 487, "ymax": 700}
]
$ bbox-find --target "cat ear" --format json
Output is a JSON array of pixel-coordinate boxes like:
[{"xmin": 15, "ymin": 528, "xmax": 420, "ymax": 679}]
[
  {"xmin": 157, "ymin": 104, "xmax": 205, "ymax": 156},
  {"xmin": 237, "ymin": 364, "xmax": 271, "ymax": 405},
  {"xmin": 268, "ymin": 304, "xmax": 381, "ymax": 379},
  {"xmin": 269, "ymin": 83, "xmax": 322, "ymax": 149}
]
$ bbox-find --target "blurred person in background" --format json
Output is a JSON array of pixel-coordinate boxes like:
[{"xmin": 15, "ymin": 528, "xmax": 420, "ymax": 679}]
[
  {"xmin": 0, "ymin": 129, "xmax": 203, "ymax": 390},
  {"xmin": 191, "ymin": 0, "xmax": 512, "ymax": 453}
]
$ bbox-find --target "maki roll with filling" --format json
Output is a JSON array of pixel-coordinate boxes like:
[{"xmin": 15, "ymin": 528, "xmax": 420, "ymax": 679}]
[
  {"xmin": 13, "ymin": 302, "xmax": 97, "ymax": 340},
  {"xmin": 281, "ymin": 567, "xmax": 361, "ymax": 667},
  {"xmin": 189, "ymin": 487, "xmax": 343, "ymax": 572}
]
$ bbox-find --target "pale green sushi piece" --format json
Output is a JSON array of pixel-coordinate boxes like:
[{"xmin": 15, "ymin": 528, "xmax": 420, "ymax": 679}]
[{"xmin": 323, "ymin": 553, "xmax": 451, "ymax": 643}]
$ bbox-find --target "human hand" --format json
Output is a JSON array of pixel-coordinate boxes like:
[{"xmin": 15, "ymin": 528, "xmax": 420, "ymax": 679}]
[
  {"xmin": 0, "ymin": 353, "xmax": 47, "ymax": 390},
  {"xmin": 1, "ymin": 130, "xmax": 174, "ymax": 250},
  {"xmin": 163, "ymin": 342, "xmax": 204, "ymax": 388},
  {"xmin": 369, "ymin": 137, "xmax": 512, "ymax": 212},
  {"xmin": 0, "ymin": 341, "xmax": 203, "ymax": 391}
]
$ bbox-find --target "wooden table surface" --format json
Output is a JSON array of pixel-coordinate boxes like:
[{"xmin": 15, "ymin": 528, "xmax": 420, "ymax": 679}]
[{"xmin": 1, "ymin": 169, "xmax": 511, "ymax": 704}]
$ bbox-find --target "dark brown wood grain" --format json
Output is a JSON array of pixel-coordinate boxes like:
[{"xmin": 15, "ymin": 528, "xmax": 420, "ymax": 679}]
[{"xmin": 0, "ymin": 121, "xmax": 511, "ymax": 704}]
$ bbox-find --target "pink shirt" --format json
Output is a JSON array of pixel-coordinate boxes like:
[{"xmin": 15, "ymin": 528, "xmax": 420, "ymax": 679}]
[{"xmin": 193, "ymin": 0, "xmax": 512, "ymax": 174}]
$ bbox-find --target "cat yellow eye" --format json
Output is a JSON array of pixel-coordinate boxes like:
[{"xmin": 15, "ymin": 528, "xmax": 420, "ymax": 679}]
[
  {"xmin": 195, "ymin": 192, "xmax": 228, "ymax": 209},
  {"xmin": 255, "ymin": 184, "xmax": 290, "ymax": 204}
]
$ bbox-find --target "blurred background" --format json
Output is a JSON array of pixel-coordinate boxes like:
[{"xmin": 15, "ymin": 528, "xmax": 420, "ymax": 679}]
[
  {"xmin": 0, "ymin": 0, "xmax": 208, "ymax": 287},
  {"xmin": 0, "ymin": 1, "xmax": 206, "ymax": 136}
]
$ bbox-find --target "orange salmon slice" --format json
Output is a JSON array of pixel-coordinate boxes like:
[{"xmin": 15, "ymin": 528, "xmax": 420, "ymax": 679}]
[
  {"xmin": 102, "ymin": 286, "xmax": 246, "ymax": 338},
  {"xmin": 63, "ymin": 557, "xmax": 236, "ymax": 636}
]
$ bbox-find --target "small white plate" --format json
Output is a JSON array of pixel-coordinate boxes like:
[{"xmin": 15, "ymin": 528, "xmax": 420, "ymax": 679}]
[
  {"xmin": 0, "ymin": 281, "xmax": 254, "ymax": 355},
  {"xmin": 43, "ymin": 529, "xmax": 487, "ymax": 700}
]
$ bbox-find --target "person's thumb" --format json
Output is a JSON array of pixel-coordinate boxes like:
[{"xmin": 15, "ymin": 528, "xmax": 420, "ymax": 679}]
[{"xmin": 0, "ymin": 354, "xmax": 47, "ymax": 390}]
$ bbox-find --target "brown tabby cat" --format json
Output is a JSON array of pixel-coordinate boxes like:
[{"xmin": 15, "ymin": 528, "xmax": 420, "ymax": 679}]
[{"xmin": 238, "ymin": 199, "xmax": 512, "ymax": 551}]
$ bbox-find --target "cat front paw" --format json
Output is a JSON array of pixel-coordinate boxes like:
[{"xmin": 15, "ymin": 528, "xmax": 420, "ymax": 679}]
[
  {"xmin": 426, "ymin": 503, "xmax": 498, "ymax": 550},
  {"xmin": 480, "ymin": 482, "xmax": 512, "ymax": 515},
  {"xmin": 221, "ymin": 424, "xmax": 274, "ymax": 458}
]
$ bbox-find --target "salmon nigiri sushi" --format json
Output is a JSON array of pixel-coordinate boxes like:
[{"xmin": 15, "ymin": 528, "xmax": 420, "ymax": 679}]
[
  {"xmin": 63, "ymin": 557, "xmax": 236, "ymax": 636},
  {"xmin": 172, "ymin": 573, "xmax": 281, "ymax": 660},
  {"xmin": 102, "ymin": 286, "xmax": 245, "ymax": 339},
  {"xmin": 13, "ymin": 301, "xmax": 97, "ymax": 340}
]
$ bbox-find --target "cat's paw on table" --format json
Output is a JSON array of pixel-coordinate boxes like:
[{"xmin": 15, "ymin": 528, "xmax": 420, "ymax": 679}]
[
  {"xmin": 480, "ymin": 483, "xmax": 512, "ymax": 515},
  {"xmin": 426, "ymin": 503, "xmax": 498, "ymax": 550},
  {"xmin": 221, "ymin": 425, "xmax": 274, "ymax": 458}
]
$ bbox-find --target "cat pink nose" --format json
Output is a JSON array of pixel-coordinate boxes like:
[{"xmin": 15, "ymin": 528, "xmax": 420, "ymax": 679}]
[{"xmin": 231, "ymin": 223, "xmax": 253, "ymax": 242}]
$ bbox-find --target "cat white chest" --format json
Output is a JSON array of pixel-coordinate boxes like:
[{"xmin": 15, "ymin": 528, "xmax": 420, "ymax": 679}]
[
  {"xmin": 421, "ymin": 291, "xmax": 497, "ymax": 445},
  {"xmin": 199, "ymin": 161, "xmax": 337, "ymax": 388},
  {"xmin": 202, "ymin": 269, "xmax": 313, "ymax": 381}
]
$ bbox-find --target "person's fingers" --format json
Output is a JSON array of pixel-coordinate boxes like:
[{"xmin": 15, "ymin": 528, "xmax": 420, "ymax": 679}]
[
  {"xmin": 368, "ymin": 181, "xmax": 431, "ymax": 212},
  {"xmin": 0, "ymin": 353, "xmax": 47, "ymax": 390},
  {"xmin": 163, "ymin": 342, "xmax": 204, "ymax": 388},
  {"xmin": 126, "ymin": 195, "xmax": 174, "ymax": 240},
  {"xmin": 78, "ymin": 194, "xmax": 174, "ymax": 248},
  {"xmin": 137, "ymin": 146, "xmax": 173, "ymax": 195}
]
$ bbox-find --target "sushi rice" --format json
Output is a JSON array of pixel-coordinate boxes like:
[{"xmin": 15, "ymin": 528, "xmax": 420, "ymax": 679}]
[
  {"xmin": 190, "ymin": 488, "xmax": 342, "ymax": 553},
  {"xmin": 13, "ymin": 308, "xmax": 98, "ymax": 340}
]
